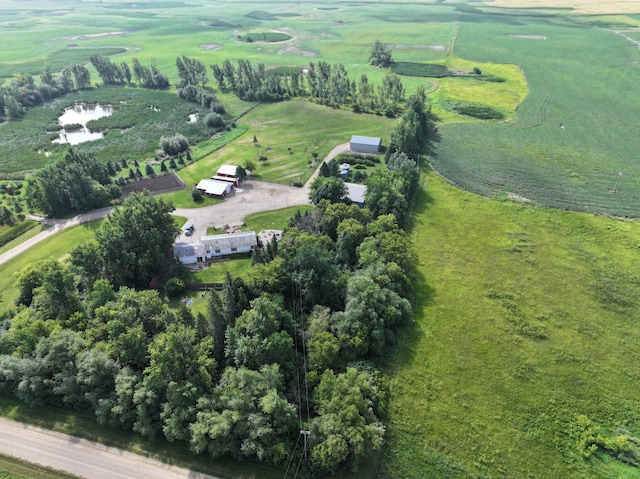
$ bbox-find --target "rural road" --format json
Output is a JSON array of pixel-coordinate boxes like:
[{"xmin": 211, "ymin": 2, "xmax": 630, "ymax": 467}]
[
  {"xmin": 0, "ymin": 142, "xmax": 350, "ymax": 264},
  {"xmin": 0, "ymin": 417, "xmax": 220, "ymax": 479}
]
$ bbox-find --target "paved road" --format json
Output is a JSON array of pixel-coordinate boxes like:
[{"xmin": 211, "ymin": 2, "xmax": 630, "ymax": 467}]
[
  {"xmin": 0, "ymin": 142, "xmax": 351, "ymax": 264},
  {"xmin": 0, "ymin": 417, "xmax": 220, "ymax": 479}
]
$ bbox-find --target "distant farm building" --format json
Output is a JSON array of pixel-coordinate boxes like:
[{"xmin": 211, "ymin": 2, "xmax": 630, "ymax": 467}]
[
  {"xmin": 195, "ymin": 179, "xmax": 232, "ymax": 197},
  {"xmin": 350, "ymin": 135, "xmax": 381, "ymax": 154},
  {"xmin": 174, "ymin": 231, "xmax": 257, "ymax": 264},
  {"xmin": 344, "ymin": 182, "xmax": 367, "ymax": 207},
  {"xmin": 213, "ymin": 164, "xmax": 240, "ymax": 186}
]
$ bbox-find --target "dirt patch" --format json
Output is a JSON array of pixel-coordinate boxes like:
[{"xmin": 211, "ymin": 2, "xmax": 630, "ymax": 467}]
[
  {"xmin": 120, "ymin": 173, "xmax": 185, "ymax": 200},
  {"xmin": 200, "ymin": 43, "xmax": 222, "ymax": 50},
  {"xmin": 507, "ymin": 34, "xmax": 547, "ymax": 40}
]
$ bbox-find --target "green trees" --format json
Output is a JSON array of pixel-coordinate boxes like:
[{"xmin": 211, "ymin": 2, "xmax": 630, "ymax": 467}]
[
  {"xmin": 309, "ymin": 176, "xmax": 347, "ymax": 205},
  {"xmin": 69, "ymin": 192, "xmax": 179, "ymax": 289},
  {"xmin": 24, "ymin": 150, "xmax": 119, "ymax": 217},
  {"xmin": 368, "ymin": 40, "xmax": 393, "ymax": 68},
  {"xmin": 176, "ymin": 55, "xmax": 208, "ymax": 88},
  {"xmin": 387, "ymin": 86, "xmax": 432, "ymax": 158},
  {"xmin": 310, "ymin": 368, "xmax": 386, "ymax": 474},
  {"xmin": 190, "ymin": 364, "xmax": 297, "ymax": 464},
  {"xmin": 160, "ymin": 134, "xmax": 190, "ymax": 157}
]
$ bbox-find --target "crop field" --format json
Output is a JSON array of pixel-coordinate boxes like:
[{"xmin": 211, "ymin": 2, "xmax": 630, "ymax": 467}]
[
  {"xmin": 382, "ymin": 173, "xmax": 640, "ymax": 478},
  {"xmin": 432, "ymin": 9, "xmax": 640, "ymax": 216}
]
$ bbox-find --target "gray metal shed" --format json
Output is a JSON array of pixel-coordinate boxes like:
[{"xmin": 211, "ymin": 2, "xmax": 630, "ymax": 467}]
[{"xmin": 349, "ymin": 135, "xmax": 381, "ymax": 153}]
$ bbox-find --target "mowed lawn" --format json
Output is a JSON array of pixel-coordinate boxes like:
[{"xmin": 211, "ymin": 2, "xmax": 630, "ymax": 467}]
[
  {"xmin": 381, "ymin": 173, "xmax": 640, "ymax": 478},
  {"xmin": 176, "ymin": 101, "xmax": 396, "ymax": 186}
]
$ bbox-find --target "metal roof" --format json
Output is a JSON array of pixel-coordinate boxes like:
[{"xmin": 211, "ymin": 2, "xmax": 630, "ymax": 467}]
[
  {"xmin": 217, "ymin": 164, "xmax": 239, "ymax": 177},
  {"xmin": 174, "ymin": 242, "xmax": 205, "ymax": 257},
  {"xmin": 200, "ymin": 231, "xmax": 257, "ymax": 250},
  {"xmin": 344, "ymin": 182, "xmax": 367, "ymax": 204},
  {"xmin": 196, "ymin": 179, "xmax": 231, "ymax": 196},
  {"xmin": 350, "ymin": 135, "xmax": 381, "ymax": 146}
]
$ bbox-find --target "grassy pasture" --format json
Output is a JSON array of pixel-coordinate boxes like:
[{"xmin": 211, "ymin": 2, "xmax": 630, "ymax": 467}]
[
  {"xmin": 381, "ymin": 173, "xmax": 640, "ymax": 478},
  {"xmin": 432, "ymin": 10, "xmax": 640, "ymax": 216},
  {"xmin": 175, "ymin": 101, "xmax": 396, "ymax": 186}
]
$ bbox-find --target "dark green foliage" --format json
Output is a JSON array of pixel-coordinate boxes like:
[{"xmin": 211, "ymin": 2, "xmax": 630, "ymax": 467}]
[
  {"xmin": 131, "ymin": 58, "xmax": 169, "ymax": 89},
  {"xmin": 175, "ymin": 55, "xmax": 208, "ymax": 88},
  {"xmin": 190, "ymin": 364, "xmax": 297, "ymax": 464},
  {"xmin": 24, "ymin": 149, "xmax": 119, "ymax": 217},
  {"xmin": 369, "ymin": 40, "xmax": 393, "ymax": 68},
  {"xmin": 169, "ymin": 158, "xmax": 177, "ymax": 170},
  {"xmin": 309, "ymin": 176, "xmax": 347, "ymax": 205},
  {"xmin": 191, "ymin": 187, "xmax": 203, "ymax": 202},
  {"xmin": 0, "ymin": 219, "xmax": 37, "ymax": 248},
  {"xmin": 310, "ymin": 368, "xmax": 386, "ymax": 474},
  {"xmin": 164, "ymin": 278, "xmax": 185, "ymax": 297},
  {"xmin": 160, "ymin": 134, "xmax": 189, "ymax": 157},
  {"xmin": 83, "ymin": 191, "xmax": 179, "ymax": 289},
  {"xmin": 89, "ymin": 55, "xmax": 129, "ymax": 86},
  {"xmin": 391, "ymin": 62, "xmax": 451, "ymax": 78},
  {"xmin": 387, "ymin": 86, "xmax": 432, "ymax": 158},
  {"xmin": 145, "ymin": 163, "xmax": 155, "ymax": 176},
  {"xmin": 445, "ymin": 101, "xmax": 505, "ymax": 120},
  {"xmin": 160, "ymin": 161, "xmax": 167, "ymax": 172}
]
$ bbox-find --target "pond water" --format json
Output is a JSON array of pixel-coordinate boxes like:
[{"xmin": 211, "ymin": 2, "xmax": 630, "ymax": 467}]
[{"xmin": 52, "ymin": 103, "xmax": 113, "ymax": 145}]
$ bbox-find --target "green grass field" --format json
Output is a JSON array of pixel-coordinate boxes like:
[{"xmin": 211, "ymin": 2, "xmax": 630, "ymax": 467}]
[
  {"xmin": 381, "ymin": 173, "xmax": 640, "ymax": 478},
  {"xmin": 175, "ymin": 101, "xmax": 396, "ymax": 186},
  {"xmin": 0, "ymin": 221, "xmax": 100, "ymax": 316},
  {"xmin": 0, "ymin": 453, "xmax": 80, "ymax": 479}
]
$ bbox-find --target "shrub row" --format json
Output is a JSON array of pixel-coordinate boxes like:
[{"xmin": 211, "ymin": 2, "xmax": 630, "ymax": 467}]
[
  {"xmin": 0, "ymin": 219, "xmax": 37, "ymax": 248},
  {"xmin": 446, "ymin": 101, "xmax": 505, "ymax": 120}
]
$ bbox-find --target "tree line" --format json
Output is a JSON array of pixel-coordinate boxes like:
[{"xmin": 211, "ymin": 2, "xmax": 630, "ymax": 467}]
[
  {"xmin": 210, "ymin": 59, "xmax": 405, "ymax": 116},
  {"xmin": 0, "ymin": 134, "xmax": 422, "ymax": 476}
]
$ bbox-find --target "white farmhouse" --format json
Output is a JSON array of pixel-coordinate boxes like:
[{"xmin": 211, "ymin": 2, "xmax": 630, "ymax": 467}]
[{"xmin": 174, "ymin": 231, "xmax": 257, "ymax": 264}]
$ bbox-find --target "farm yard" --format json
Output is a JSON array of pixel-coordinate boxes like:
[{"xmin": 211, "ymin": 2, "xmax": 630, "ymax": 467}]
[{"xmin": 1, "ymin": 1, "xmax": 640, "ymax": 479}]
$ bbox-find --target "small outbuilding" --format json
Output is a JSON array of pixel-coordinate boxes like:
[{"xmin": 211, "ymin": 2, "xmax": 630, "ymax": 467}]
[
  {"xmin": 216, "ymin": 164, "xmax": 240, "ymax": 186},
  {"xmin": 344, "ymin": 182, "xmax": 367, "ymax": 207},
  {"xmin": 174, "ymin": 231, "xmax": 258, "ymax": 264},
  {"xmin": 339, "ymin": 163, "xmax": 351, "ymax": 180},
  {"xmin": 195, "ymin": 179, "xmax": 232, "ymax": 197},
  {"xmin": 350, "ymin": 135, "xmax": 381, "ymax": 154}
]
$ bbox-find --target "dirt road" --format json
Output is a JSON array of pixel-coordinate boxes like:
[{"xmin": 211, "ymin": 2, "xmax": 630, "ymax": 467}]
[{"xmin": 0, "ymin": 417, "xmax": 220, "ymax": 479}]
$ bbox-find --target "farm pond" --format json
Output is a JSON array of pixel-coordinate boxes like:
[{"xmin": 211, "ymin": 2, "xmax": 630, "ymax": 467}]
[{"xmin": 52, "ymin": 103, "xmax": 113, "ymax": 145}]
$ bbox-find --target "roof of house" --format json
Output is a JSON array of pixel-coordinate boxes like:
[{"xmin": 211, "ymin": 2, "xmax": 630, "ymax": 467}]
[
  {"xmin": 344, "ymin": 182, "xmax": 367, "ymax": 204},
  {"xmin": 196, "ymin": 179, "xmax": 231, "ymax": 196},
  {"xmin": 174, "ymin": 231, "xmax": 258, "ymax": 259},
  {"xmin": 217, "ymin": 164, "xmax": 239, "ymax": 177},
  {"xmin": 174, "ymin": 242, "xmax": 205, "ymax": 258},
  {"xmin": 200, "ymin": 231, "xmax": 257, "ymax": 250},
  {"xmin": 350, "ymin": 135, "xmax": 382, "ymax": 146}
]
